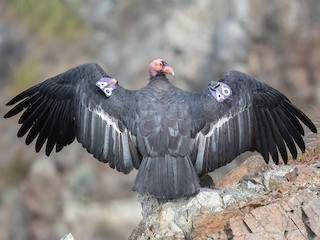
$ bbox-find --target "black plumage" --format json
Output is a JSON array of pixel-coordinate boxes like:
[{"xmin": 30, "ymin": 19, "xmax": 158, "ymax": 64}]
[{"xmin": 4, "ymin": 60, "xmax": 317, "ymax": 199}]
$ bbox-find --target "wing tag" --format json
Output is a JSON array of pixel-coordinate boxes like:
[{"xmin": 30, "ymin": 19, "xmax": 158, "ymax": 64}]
[
  {"xmin": 96, "ymin": 78, "xmax": 117, "ymax": 97},
  {"xmin": 208, "ymin": 81, "xmax": 232, "ymax": 102}
]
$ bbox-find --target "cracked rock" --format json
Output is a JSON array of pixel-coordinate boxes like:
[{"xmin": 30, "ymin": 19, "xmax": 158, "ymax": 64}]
[
  {"xmin": 135, "ymin": 189, "xmax": 223, "ymax": 239},
  {"xmin": 130, "ymin": 145, "xmax": 320, "ymax": 239}
]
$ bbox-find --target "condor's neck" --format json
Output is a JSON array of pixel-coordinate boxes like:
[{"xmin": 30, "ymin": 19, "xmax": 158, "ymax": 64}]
[
  {"xmin": 147, "ymin": 74, "xmax": 172, "ymax": 92},
  {"xmin": 149, "ymin": 73, "xmax": 169, "ymax": 82}
]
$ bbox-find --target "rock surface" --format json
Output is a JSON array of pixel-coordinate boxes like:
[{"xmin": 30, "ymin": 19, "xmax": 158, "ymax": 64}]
[{"xmin": 130, "ymin": 143, "xmax": 320, "ymax": 240}]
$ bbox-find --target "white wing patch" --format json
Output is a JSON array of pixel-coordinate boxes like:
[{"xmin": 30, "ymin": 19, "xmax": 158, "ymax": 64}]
[
  {"xmin": 94, "ymin": 106, "xmax": 121, "ymax": 133},
  {"xmin": 77, "ymin": 86, "xmax": 121, "ymax": 134},
  {"xmin": 193, "ymin": 106, "xmax": 249, "ymax": 174},
  {"xmin": 205, "ymin": 113, "xmax": 232, "ymax": 138},
  {"xmin": 77, "ymin": 95, "xmax": 138, "ymax": 173}
]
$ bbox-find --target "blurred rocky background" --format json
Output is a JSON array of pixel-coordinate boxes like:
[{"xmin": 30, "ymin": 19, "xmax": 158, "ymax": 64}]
[{"xmin": 0, "ymin": 0, "xmax": 319, "ymax": 239}]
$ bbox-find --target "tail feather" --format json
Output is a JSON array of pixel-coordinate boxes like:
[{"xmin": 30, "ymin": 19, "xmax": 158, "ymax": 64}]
[{"xmin": 132, "ymin": 155, "xmax": 200, "ymax": 199}]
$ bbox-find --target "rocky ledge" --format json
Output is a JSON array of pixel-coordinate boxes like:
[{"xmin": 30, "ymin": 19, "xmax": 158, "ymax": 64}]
[{"xmin": 129, "ymin": 142, "xmax": 320, "ymax": 240}]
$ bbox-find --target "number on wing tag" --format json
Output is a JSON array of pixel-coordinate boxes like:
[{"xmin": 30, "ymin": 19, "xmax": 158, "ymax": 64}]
[
  {"xmin": 96, "ymin": 78, "xmax": 117, "ymax": 97},
  {"xmin": 209, "ymin": 82, "xmax": 232, "ymax": 102}
]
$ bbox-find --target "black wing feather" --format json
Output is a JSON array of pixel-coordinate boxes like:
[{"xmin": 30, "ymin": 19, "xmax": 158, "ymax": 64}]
[
  {"xmin": 274, "ymin": 108, "xmax": 298, "ymax": 159},
  {"xmin": 56, "ymin": 99, "xmax": 72, "ymax": 152},
  {"xmin": 35, "ymin": 102, "xmax": 56, "ymax": 151},
  {"xmin": 260, "ymin": 108, "xmax": 279, "ymax": 164},
  {"xmin": 254, "ymin": 106, "xmax": 269, "ymax": 162},
  {"xmin": 4, "ymin": 63, "xmax": 142, "ymax": 174},
  {"xmin": 265, "ymin": 109, "xmax": 288, "ymax": 162},
  {"xmin": 191, "ymin": 71, "xmax": 317, "ymax": 175},
  {"xmin": 6, "ymin": 83, "xmax": 42, "ymax": 106},
  {"xmin": 26, "ymin": 99, "xmax": 54, "ymax": 146},
  {"xmin": 281, "ymin": 104, "xmax": 304, "ymax": 135},
  {"xmin": 283, "ymin": 100, "xmax": 317, "ymax": 133}
]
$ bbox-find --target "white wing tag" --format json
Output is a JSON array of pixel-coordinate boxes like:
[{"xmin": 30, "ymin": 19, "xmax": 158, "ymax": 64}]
[
  {"xmin": 209, "ymin": 81, "xmax": 232, "ymax": 102},
  {"xmin": 96, "ymin": 78, "xmax": 117, "ymax": 97}
]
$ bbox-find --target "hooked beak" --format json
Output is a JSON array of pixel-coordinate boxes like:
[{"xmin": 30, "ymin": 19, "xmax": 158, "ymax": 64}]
[{"xmin": 162, "ymin": 62, "xmax": 175, "ymax": 77}]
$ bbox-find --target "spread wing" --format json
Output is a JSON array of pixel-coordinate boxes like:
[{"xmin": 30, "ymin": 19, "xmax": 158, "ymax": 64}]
[
  {"xmin": 191, "ymin": 71, "xmax": 317, "ymax": 176},
  {"xmin": 4, "ymin": 63, "xmax": 142, "ymax": 174}
]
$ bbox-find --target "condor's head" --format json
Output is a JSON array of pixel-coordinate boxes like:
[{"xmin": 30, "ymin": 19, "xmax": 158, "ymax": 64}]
[{"xmin": 148, "ymin": 59, "xmax": 175, "ymax": 78}]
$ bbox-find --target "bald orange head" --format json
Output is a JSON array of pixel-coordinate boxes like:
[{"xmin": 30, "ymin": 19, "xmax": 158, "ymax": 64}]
[{"xmin": 148, "ymin": 59, "xmax": 175, "ymax": 78}]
